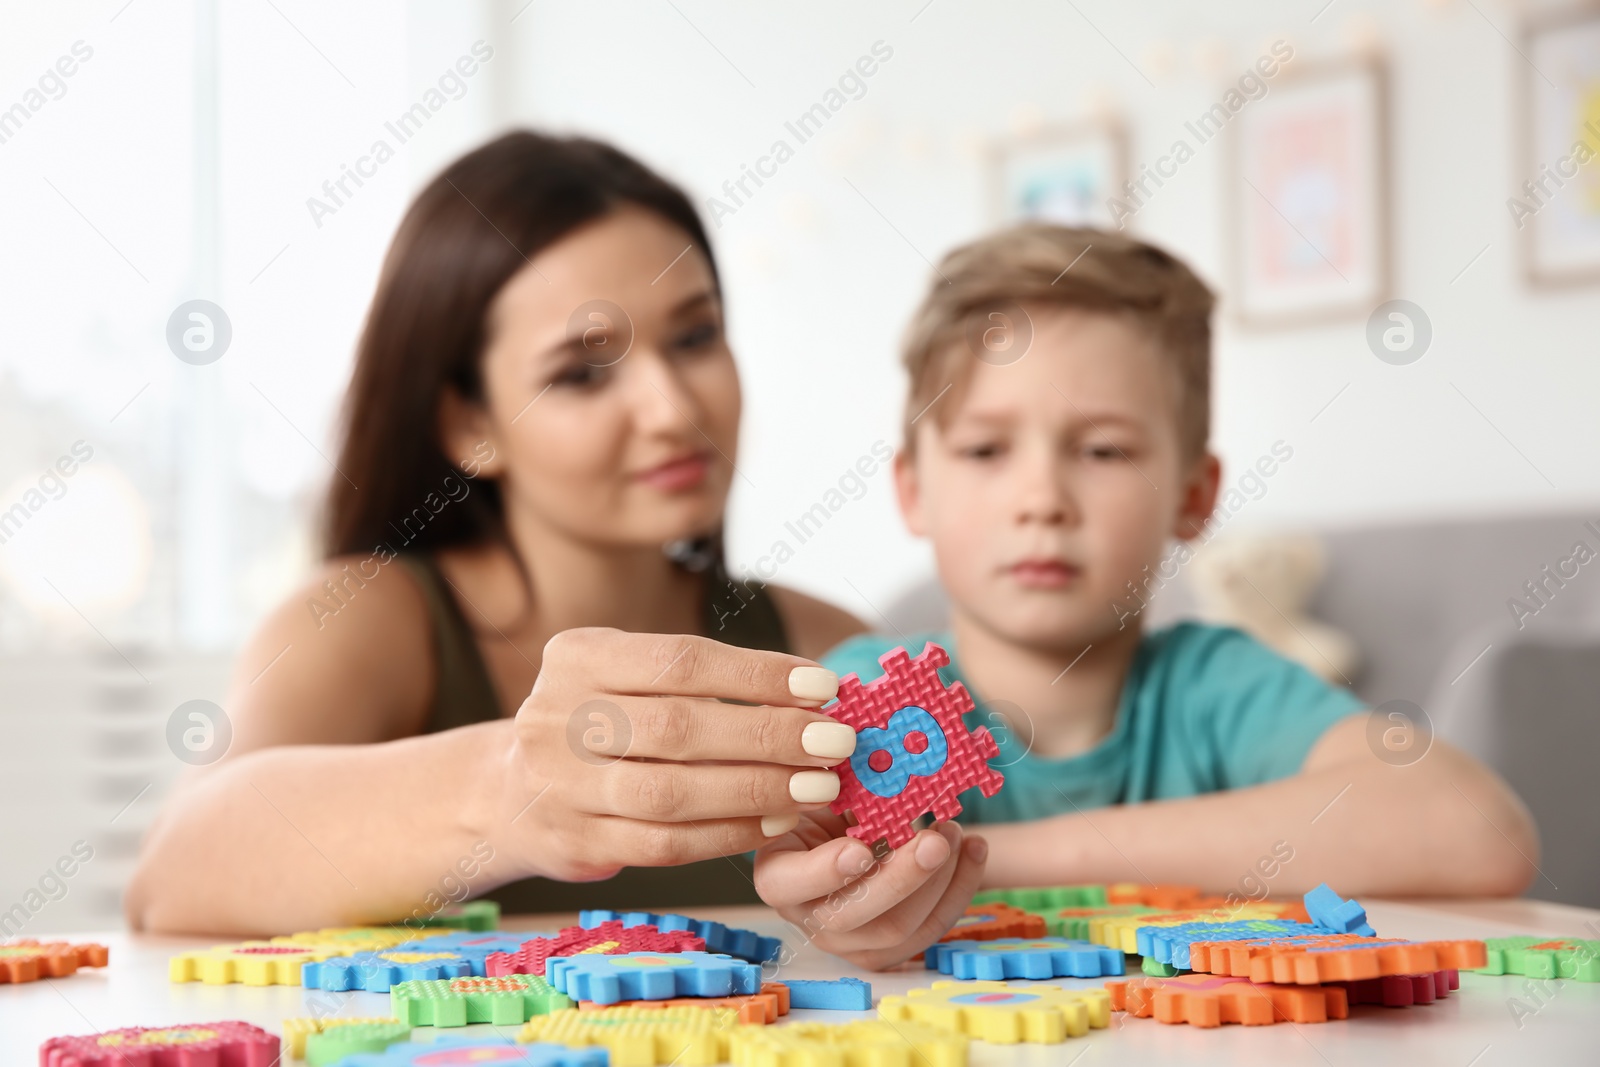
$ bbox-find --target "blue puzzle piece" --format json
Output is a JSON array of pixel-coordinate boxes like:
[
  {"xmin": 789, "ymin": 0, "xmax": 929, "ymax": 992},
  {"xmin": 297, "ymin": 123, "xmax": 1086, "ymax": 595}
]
[
  {"xmin": 927, "ymin": 938, "xmax": 1125, "ymax": 980},
  {"xmin": 339, "ymin": 1036, "xmax": 606, "ymax": 1067},
  {"xmin": 546, "ymin": 951, "xmax": 761, "ymax": 1006},
  {"xmin": 576, "ymin": 910, "xmax": 781, "ymax": 963},
  {"xmin": 1137, "ymin": 920, "xmax": 1327, "ymax": 969},
  {"xmin": 302, "ymin": 949, "xmax": 473, "ymax": 991},
  {"xmin": 781, "ymin": 977, "xmax": 873, "ymax": 1010},
  {"xmin": 1304, "ymin": 883, "xmax": 1376, "ymax": 937},
  {"xmin": 390, "ymin": 933, "xmax": 541, "ymax": 976},
  {"xmin": 850, "ymin": 705, "xmax": 950, "ymax": 798}
]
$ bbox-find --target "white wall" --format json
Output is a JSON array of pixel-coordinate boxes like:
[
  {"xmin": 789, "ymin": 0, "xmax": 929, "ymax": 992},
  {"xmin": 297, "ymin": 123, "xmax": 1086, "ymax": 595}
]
[{"xmin": 509, "ymin": 0, "xmax": 1600, "ymax": 616}]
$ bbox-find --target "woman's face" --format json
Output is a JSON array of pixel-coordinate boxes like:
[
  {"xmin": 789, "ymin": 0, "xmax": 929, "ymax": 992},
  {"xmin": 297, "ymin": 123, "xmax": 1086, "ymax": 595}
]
[{"xmin": 460, "ymin": 206, "xmax": 741, "ymax": 551}]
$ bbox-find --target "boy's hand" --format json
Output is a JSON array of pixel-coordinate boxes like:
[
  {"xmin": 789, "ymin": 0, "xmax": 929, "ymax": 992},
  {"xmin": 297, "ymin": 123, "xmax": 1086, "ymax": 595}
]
[{"xmin": 754, "ymin": 811, "xmax": 987, "ymax": 971}]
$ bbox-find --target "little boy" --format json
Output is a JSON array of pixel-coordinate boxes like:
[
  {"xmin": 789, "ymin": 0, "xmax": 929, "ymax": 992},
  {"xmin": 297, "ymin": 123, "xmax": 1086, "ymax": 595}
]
[{"xmin": 754, "ymin": 224, "xmax": 1537, "ymax": 970}]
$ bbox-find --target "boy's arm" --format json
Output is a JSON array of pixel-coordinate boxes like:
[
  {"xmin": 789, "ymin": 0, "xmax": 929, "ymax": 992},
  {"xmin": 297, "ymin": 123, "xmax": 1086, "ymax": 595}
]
[{"xmin": 977, "ymin": 713, "xmax": 1540, "ymax": 898}]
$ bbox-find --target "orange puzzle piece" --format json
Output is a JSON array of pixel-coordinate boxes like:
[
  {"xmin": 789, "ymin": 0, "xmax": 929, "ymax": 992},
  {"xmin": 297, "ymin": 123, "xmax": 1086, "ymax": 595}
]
[
  {"xmin": 1107, "ymin": 973, "xmax": 1350, "ymax": 1027},
  {"xmin": 0, "ymin": 940, "xmax": 109, "ymax": 983},
  {"xmin": 1189, "ymin": 934, "xmax": 1487, "ymax": 985},
  {"xmin": 937, "ymin": 902, "xmax": 1048, "ymax": 944},
  {"xmin": 576, "ymin": 980, "xmax": 791, "ymax": 1023}
]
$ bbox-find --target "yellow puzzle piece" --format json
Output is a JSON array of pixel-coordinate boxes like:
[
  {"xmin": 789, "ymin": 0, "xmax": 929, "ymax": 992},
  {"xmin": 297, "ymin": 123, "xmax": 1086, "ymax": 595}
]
[
  {"xmin": 1090, "ymin": 903, "xmax": 1299, "ymax": 952},
  {"xmin": 519, "ymin": 1005, "xmax": 742, "ymax": 1067},
  {"xmin": 169, "ymin": 942, "xmax": 343, "ymax": 986},
  {"xmin": 728, "ymin": 1019, "xmax": 967, "ymax": 1067},
  {"xmin": 877, "ymin": 981, "xmax": 1110, "ymax": 1044},
  {"xmin": 271, "ymin": 927, "xmax": 450, "ymax": 952}
]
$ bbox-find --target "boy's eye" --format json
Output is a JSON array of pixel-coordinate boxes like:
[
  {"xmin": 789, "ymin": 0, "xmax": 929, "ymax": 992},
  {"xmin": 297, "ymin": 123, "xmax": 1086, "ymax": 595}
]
[
  {"xmin": 1084, "ymin": 444, "xmax": 1125, "ymax": 461},
  {"xmin": 958, "ymin": 441, "xmax": 1004, "ymax": 460},
  {"xmin": 673, "ymin": 320, "xmax": 721, "ymax": 352}
]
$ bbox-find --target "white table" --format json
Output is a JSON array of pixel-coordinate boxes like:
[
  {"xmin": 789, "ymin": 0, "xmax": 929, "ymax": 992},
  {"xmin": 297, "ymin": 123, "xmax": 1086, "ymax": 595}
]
[{"xmin": 5, "ymin": 898, "xmax": 1599, "ymax": 1065}]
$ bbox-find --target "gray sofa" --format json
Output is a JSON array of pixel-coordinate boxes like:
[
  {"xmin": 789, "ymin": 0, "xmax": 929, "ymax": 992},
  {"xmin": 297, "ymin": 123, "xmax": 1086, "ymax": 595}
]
[{"xmin": 882, "ymin": 510, "xmax": 1600, "ymax": 907}]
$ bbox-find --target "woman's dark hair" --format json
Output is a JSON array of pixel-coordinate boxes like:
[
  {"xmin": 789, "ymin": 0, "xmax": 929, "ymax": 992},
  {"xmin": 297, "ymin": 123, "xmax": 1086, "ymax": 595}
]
[{"xmin": 323, "ymin": 131, "xmax": 720, "ymax": 558}]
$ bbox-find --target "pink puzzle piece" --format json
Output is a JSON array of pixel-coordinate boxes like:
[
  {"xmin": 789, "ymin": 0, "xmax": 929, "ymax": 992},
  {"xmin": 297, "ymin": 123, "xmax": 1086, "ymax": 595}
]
[{"xmin": 826, "ymin": 643, "xmax": 1004, "ymax": 849}]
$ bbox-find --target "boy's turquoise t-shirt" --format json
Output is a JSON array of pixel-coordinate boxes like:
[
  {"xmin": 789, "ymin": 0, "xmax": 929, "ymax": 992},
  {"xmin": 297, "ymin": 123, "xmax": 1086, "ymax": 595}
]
[{"xmin": 821, "ymin": 622, "xmax": 1366, "ymax": 824}]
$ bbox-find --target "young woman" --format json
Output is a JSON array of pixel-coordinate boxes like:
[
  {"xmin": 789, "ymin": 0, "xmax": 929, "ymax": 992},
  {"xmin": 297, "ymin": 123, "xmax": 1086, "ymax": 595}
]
[{"xmin": 126, "ymin": 132, "xmax": 985, "ymax": 937}]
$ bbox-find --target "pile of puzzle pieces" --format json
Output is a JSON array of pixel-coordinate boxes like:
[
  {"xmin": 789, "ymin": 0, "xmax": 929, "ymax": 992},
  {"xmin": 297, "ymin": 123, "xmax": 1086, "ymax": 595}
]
[{"xmin": 31, "ymin": 880, "xmax": 1600, "ymax": 1062}]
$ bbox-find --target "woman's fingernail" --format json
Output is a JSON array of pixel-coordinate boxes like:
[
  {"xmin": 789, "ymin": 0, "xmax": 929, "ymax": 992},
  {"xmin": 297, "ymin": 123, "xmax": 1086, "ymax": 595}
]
[
  {"xmin": 789, "ymin": 770, "xmax": 841, "ymax": 805},
  {"xmin": 760, "ymin": 813, "xmax": 799, "ymax": 838},
  {"xmin": 836, "ymin": 841, "xmax": 874, "ymax": 878},
  {"xmin": 788, "ymin": 666, "xmax": 839, "ymax": 704},
  {"xmin": 965, "ymin": 835, "xmax": 989, "ymax": 864},
  {"xmin": 914, "ymin": 830, "xmax": 953, "ymax": 871},
  {"xmin": 801, "ymin": 721, "xmax": 856, "ymax": 759}
]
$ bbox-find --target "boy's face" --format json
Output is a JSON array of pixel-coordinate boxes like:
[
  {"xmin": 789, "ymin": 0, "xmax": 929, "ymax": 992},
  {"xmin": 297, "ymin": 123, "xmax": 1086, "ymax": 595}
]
[{"xmin": 896, "ymin": 306, "xmax": 1219, "ymax": 652}]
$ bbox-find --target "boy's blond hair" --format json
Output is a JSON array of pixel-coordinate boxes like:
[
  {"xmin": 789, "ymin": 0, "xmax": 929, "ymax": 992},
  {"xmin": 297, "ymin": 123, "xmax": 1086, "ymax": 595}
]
[{"xmin": 900, "ymin": 224, "xmax": 1216, "ymax": 460}]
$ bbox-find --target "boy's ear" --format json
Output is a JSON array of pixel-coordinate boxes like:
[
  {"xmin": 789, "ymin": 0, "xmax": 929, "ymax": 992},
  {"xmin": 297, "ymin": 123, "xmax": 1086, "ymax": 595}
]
[
  {"xmin": 438, "ymin": 389, "xmax": 507, "ymax": 478},
  {"xmin": 893, "ymin": 447, "xmax": 928, "ymax": 537},
  {"xmin": 1173, "ymin": 452, "xmax": 1221, "ymax": 541}
]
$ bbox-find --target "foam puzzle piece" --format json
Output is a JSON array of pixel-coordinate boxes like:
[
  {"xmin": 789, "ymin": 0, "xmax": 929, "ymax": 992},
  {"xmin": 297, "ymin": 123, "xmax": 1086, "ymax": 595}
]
[
  {"xmin": 0, "ymin": 940, "xmax": 108, "ymax": 984},
  {"xmin": 303, "ymin": 949, "xmax": 474, "ymax": 991},
  {"xmin": 548, "ymin": 951, "xmax": 761, "ymax": 1006},
  {"xmin": 390, "ymin": 932, "xmax": 539, "ymax": 976},
  {"xmin": 1304, "ymin": 883, "xmax": 1376, "ymax": 937},
  {"xmin": 1091, "ymin": 903, "xmax": 1308, "ymax": 952},
  {"xmin": 410, "ymin": 899, "xmax": 501, "ymax": 931},
  {"xmin": 487, "ymin": 921, "xmax": 705, "ymax": 976},
  {"xmin": 1477, "ymin": 936, "xmax": 1600, "ymax": 981},
  {"xmin": 337, "ymin": 1037, "xmax": 606, "ymax": 1067},
  {"xmin": 390, "ymin": 973, "xmax": 574, "ymax": 1027},
  {"xmin": 727, "ymin": 1019, "xmax": 967, "ymax": 1067},
  {"xmin": 1137, "ymin": 919, "xmax": 1327, "ymax": 968},
  {"xmin": 519, "ymin": 1005, "xmax": 744, "ymax": 1067},
  {"xmin": 1335, "ymin": 968, "xmax": 1459, "ymax": 1007},
  {"xmin": 1142, "ymin": 958, "xmax": 1181, "ymax": 977},
  {"xmin": 780, "ymin": 977, "xmax": 873, "ymax": 1010},
  {"xmin": 1106, "ymin": 973, "xmax": 1350, "ymax": 1027},
  {"xmin": 1189, "ymin": 933, "xmax": 1488, "ymax": 984},
  {"xmin": 878, "ymin": 980, "xmax": 1112, "ymax": 1043},
  {"xmin": 824, "ymin": 643, "xmax": 1004, "ymax": 849},
  {"xmin": 972, "ymin": 885, "xmax": 1108, "ymax": 911},
  {"xmin": 1105, "ymin": 883, "xmax": 1205, "ymax": 909},
  {"xmin": 170, "ymin": 942, "xmax": 343, "ymax": 986},
  {"xmin": 937, "ymin": 903, "xmax": 1047, "ymax": 943},
  {"xmin": 1051, "ymin": 905, "xmax": 1161, "ymax": 941},
  {"xmin": 304, "ymin": 1021, "xmax": 413, "ymax": 1067},
  {"xmin": 577, "ymin": 981, "xmax": 791, "ymax": 1023},
  {"xmin": 578, "ymin": 910, "xmax": 783, "ymax": 963},
  {"xmin": 281, "ymin": 1016, "xmax": 403, "ymax": 1059},
  {"xmin": 272, "ymin": 927, "xmax": 450, "ymax": 952},
  {"xmin": 928, "ymin": 938, "xmax": 1125, "ymax": 980},
  {"xmin": 40, "ymin": 1021, "xmax": 279, "ymax": 1067}
]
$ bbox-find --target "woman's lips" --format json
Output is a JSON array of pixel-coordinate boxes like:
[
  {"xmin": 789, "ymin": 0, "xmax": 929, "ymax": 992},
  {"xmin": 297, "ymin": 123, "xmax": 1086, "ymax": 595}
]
[
  {"xmin": 1009, "ymin": 559, "xmax": 1081, "ymax": 589},
  {"xmin": 636, "ymin": 452, "xmax": 711, "ymax": 492}
]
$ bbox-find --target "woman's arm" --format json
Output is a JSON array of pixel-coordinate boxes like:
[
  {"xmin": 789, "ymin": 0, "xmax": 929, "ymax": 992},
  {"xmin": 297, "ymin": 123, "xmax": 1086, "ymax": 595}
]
[
  {"xmin": 126, "ymin": 558, "xmax": 514, "ymax": 933},
  {"xmin": 977, "ymin": 714, "xmax": 1541, "ymax": 898},
  {"xmin": 128, "ymin": 562, "xmax": 867, "ymax": 935}
]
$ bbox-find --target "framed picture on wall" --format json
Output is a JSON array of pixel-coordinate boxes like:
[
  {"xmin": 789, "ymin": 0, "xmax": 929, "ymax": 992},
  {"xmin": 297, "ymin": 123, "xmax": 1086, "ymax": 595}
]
[
  {"xmin": 989, "ymin": 121, "xmax": 1128, "ymax": 229},
  {"xmin": 1228, "ymin": 57, "xmax": 1389, "ymax": 327},
  {"xmin": 1520, "ymin": 8, "xmax": 1600, "ymax": 287}
]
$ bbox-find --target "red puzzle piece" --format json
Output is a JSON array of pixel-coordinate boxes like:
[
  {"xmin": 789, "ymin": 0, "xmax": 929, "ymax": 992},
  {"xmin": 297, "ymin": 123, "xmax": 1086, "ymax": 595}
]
[
  {"xmin": 826, "ymin": 643, "xmax": 1004, "ymax": 849},
  {"xmin": 1335, "ymin": 968, "xmax": 1459, "ymax": 1007},
  {"xmin": 41, "ymin": 1021, "xmax": 279, "ymax": 1067},
  {"xmin": 484, "ymin": 921, "xmax": 704, "ymax": 976}
]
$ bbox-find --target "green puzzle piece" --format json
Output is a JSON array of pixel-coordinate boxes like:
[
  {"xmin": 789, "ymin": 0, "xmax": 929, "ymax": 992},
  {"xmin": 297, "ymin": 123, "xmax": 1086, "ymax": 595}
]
[
  {"xmin": 1477, "ymin": 937, "xmax": 1600, "ymax": 982},
  {"xmin": 410, "ymin": 900, "xmax": 501, "ymax": 932},
  {"xmin": 1141, "ymin": 956, "xmax": 1181, "ymax": 977},
  {"xmin": 306, "ymin": 1021, "xmax": 412, "ymax": 1066},
  {"xmin": 391, "ymin": 973, "xmax": 574, "ymax": 1027}
]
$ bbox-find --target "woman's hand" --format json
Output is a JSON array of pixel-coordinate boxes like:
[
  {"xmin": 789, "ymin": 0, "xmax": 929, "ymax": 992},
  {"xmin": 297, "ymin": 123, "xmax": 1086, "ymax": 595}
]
[
  {"xmin": 753, "ymin": 811, "xmax": 988, "ymax": 971},
  {"xmin": 503, "ymin": 628, "xmax": 858, "ymax": 882}
]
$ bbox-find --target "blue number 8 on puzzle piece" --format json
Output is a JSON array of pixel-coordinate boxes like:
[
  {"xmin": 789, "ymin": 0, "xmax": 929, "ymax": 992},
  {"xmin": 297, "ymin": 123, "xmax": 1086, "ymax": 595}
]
[{"xmin": 850, "ymin": 705, "xmax": 949, "ymax": 799}]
